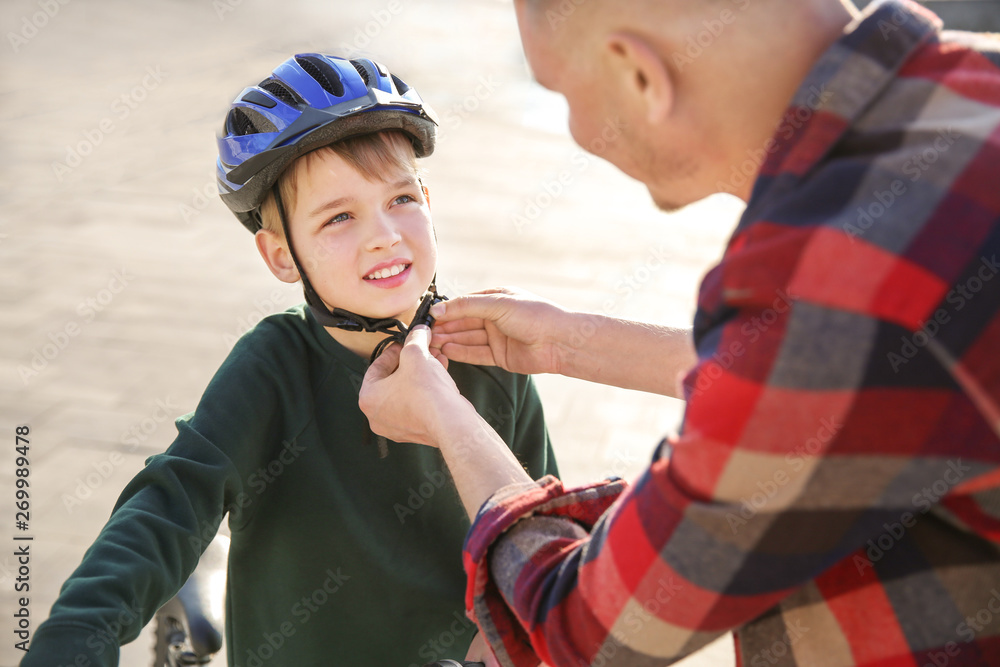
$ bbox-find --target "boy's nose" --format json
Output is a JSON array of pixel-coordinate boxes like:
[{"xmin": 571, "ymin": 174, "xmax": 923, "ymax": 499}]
[{"xmin": 366, "ymin": 213, "xmax": 402, "ymax": 250}]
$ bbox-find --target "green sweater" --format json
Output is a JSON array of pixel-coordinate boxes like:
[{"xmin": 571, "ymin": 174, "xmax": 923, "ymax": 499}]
[{"xmin": 23, "ymin": 305, "xmax": 558, "ymax": 667}]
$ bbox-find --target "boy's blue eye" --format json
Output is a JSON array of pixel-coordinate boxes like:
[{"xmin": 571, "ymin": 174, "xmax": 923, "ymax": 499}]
[
  {"xmin": 326, "ymin": 212, "xmax": 349, "ymax": 226},
  {"xmin": 394, "ymin": 194, "xmax": 415, "ymax": 205}
]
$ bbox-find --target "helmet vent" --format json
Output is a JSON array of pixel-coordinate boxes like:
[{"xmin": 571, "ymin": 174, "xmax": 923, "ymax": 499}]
[
  {"xmin": 229, "ymin": 107, "xmax": 278, "ymax": 136},
  {"xmin": 391, "ymin": 74, "xmax": 411, "ymax": 96},
  {"xmin": 296, "ymin": 55, "xmax": 345, "ymax": 98},
  {"xmin": 259, "ymin": 78, "xmax": 302, "ymax": 106},
  {"xmin": 351, "ymin": 60, "xmax": 371, "ymax": 86}
]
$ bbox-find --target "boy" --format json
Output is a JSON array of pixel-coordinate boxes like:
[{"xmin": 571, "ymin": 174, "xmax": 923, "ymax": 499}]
[{"xmin": 22, "ymin": 53, "xmax": 557, "ymax": 667}]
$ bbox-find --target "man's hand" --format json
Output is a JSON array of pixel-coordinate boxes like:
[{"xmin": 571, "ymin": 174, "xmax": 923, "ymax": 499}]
[
  {"xmin": 430, "ymin": 287, "xmax": 568, "ymax": 375},
  {"xmin": 465, "ymin": 631, "xmax": 502, "ymax": 667},
  {"xmin": 362, "ymin": 324, "xmax": 536, "ymax": 519},
  {"xmin": 432, "ymin": 286, "xmax": 696, "ymax": 398},
  {"xmin": 359, "ymin": 326, "xmax": 465, "ymax": 447}
]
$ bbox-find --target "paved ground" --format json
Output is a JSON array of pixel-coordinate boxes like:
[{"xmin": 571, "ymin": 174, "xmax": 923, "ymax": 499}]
[{"xmin": 0, "ymin": 0, "xmax": 744, "ymax": 665}]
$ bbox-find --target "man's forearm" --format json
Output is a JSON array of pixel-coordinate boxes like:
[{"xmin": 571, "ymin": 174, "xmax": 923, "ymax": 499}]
[
  {"xmin": 432, "ymin": 395, "xmax": 534, "ymax": 519},
  {"xmin": 555, "ymin": 312, "xmax": 696, "ymax": 399}
]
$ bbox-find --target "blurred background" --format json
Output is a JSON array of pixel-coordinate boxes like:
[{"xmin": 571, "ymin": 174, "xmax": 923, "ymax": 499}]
[{"xmin": 1, "ymin": 0, "xmax": 996, "ymax": 665}]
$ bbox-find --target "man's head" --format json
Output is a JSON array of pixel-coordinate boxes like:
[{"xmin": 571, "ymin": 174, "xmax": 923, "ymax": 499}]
[
  {"xmin": 255, "ymin": 130, "xmax": 437, "ymax": 323},
  {"xmin": 513, "ymin": 0, "xmax": 858, "ymax": 210}
]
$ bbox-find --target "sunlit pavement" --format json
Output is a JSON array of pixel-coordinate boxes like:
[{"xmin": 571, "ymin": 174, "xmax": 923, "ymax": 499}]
[{"xmin": 0, "ymin": 1, "xmax": 744, "ymax": 664}]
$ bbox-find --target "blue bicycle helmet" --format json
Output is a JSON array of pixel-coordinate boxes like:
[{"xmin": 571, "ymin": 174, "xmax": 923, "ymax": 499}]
[
  {"xmin": 216, "ymin": 54, "xmax": 445, "ymax": 363},
  {"xmin": 218, "ymin": 53, "xmax": 438, "ymax": 232}
]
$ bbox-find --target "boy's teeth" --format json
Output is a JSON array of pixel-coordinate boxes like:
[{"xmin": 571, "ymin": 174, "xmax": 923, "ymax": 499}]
[{"xmin": 366, "ymin": 263, "xmax": 407, "ymax": 280}]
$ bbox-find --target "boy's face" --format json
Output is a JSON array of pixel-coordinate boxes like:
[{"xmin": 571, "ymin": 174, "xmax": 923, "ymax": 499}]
[{"xmin": 268, "ymin": 149, "xmax": 436, "ymax": 322}]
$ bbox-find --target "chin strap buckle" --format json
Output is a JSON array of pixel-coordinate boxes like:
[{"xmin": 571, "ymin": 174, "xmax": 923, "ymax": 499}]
[
  {"xmin": 306, "ymin": 284, "xmax": 449, "ymax": 459},
  {"xmin": 367, "ymin": 287, "xmax": 448, "ymax": 364}
]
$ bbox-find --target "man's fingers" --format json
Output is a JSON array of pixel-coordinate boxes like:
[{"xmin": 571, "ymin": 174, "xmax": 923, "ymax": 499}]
[
  {"xmin": 365, "ymin": 342, "xmax": 401, "ymax": 382},
  {"xmin": 433, "ymin": 317, "xmax": 486, "ymax": 334},
  {"xmin": 430, "ymin": 347, "xmax": 450, "ymax": 370},
  {"xmin": 404, "ymin": 324, "xmax": 433, "ymax": 351},
  {"xmin": 440, "ymin": 342, "xmax": 500, "ymax": 367},
  {"xmin": 433, "ymin": 329, "xmax": 489, "ymax": 348},
  {"xmin": 430, "ymin": 294, "xmax": 508, "ymax": 323}
]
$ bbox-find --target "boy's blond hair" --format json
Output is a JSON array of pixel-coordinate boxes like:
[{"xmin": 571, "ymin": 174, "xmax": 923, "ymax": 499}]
[{"xmin": 259, "ymin": 130, "xmax": 420, "ymax": 236}]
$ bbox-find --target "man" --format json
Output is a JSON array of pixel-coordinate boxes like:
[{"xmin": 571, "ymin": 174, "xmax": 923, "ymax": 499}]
[{"xmin": 361, "ymin": 0, "xmax": 1000, "ymax": 664}]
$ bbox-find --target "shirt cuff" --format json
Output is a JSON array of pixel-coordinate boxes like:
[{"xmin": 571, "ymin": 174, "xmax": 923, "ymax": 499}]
[{"xmin": 463, "ymin": 474, "xmax": 629, "ymax": 667}]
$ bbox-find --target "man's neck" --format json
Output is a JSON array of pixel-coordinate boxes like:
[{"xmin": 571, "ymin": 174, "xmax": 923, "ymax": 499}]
[{"xmin": 726, "ymin": 0, "xmax": 860, "ymax": 201}]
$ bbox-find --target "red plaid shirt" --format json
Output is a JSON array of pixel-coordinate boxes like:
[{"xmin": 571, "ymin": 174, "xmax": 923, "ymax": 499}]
[{"xmin": 463, "ymin": 2, "xmax": 1000, "ymax": 665}]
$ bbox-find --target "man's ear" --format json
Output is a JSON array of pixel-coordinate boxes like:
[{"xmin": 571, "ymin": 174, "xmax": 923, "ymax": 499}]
[
  {"xmin": 605, "ymin": 32, "xmax": 674, "ymax": 124},
  {"xmin": 255, "ymin": 229, "xmax": 300, "ymax": 284}
]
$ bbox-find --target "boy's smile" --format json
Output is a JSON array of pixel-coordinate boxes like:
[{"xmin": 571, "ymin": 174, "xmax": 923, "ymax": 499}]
[{"xmin": 363, "ymin": 259, "xmax": 413, "ymax": 288}]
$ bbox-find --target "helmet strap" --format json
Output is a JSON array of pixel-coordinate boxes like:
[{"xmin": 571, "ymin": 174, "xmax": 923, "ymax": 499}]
[{"xmin": 272, "ymin": 184, "xmax": 325, "ymax": 313}]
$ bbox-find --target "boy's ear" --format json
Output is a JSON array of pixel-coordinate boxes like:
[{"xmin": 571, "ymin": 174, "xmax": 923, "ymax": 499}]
[
  {"xmin": 604, "ymin": 32, "xmax": 674, "ymax": 125},
  {"xmin": 422, "ymin": 184, "xmax": 431, "ymax": 209},
  {"xmin": 255, "ymin": 229, "xmax": 300, "ymax": 284}
]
